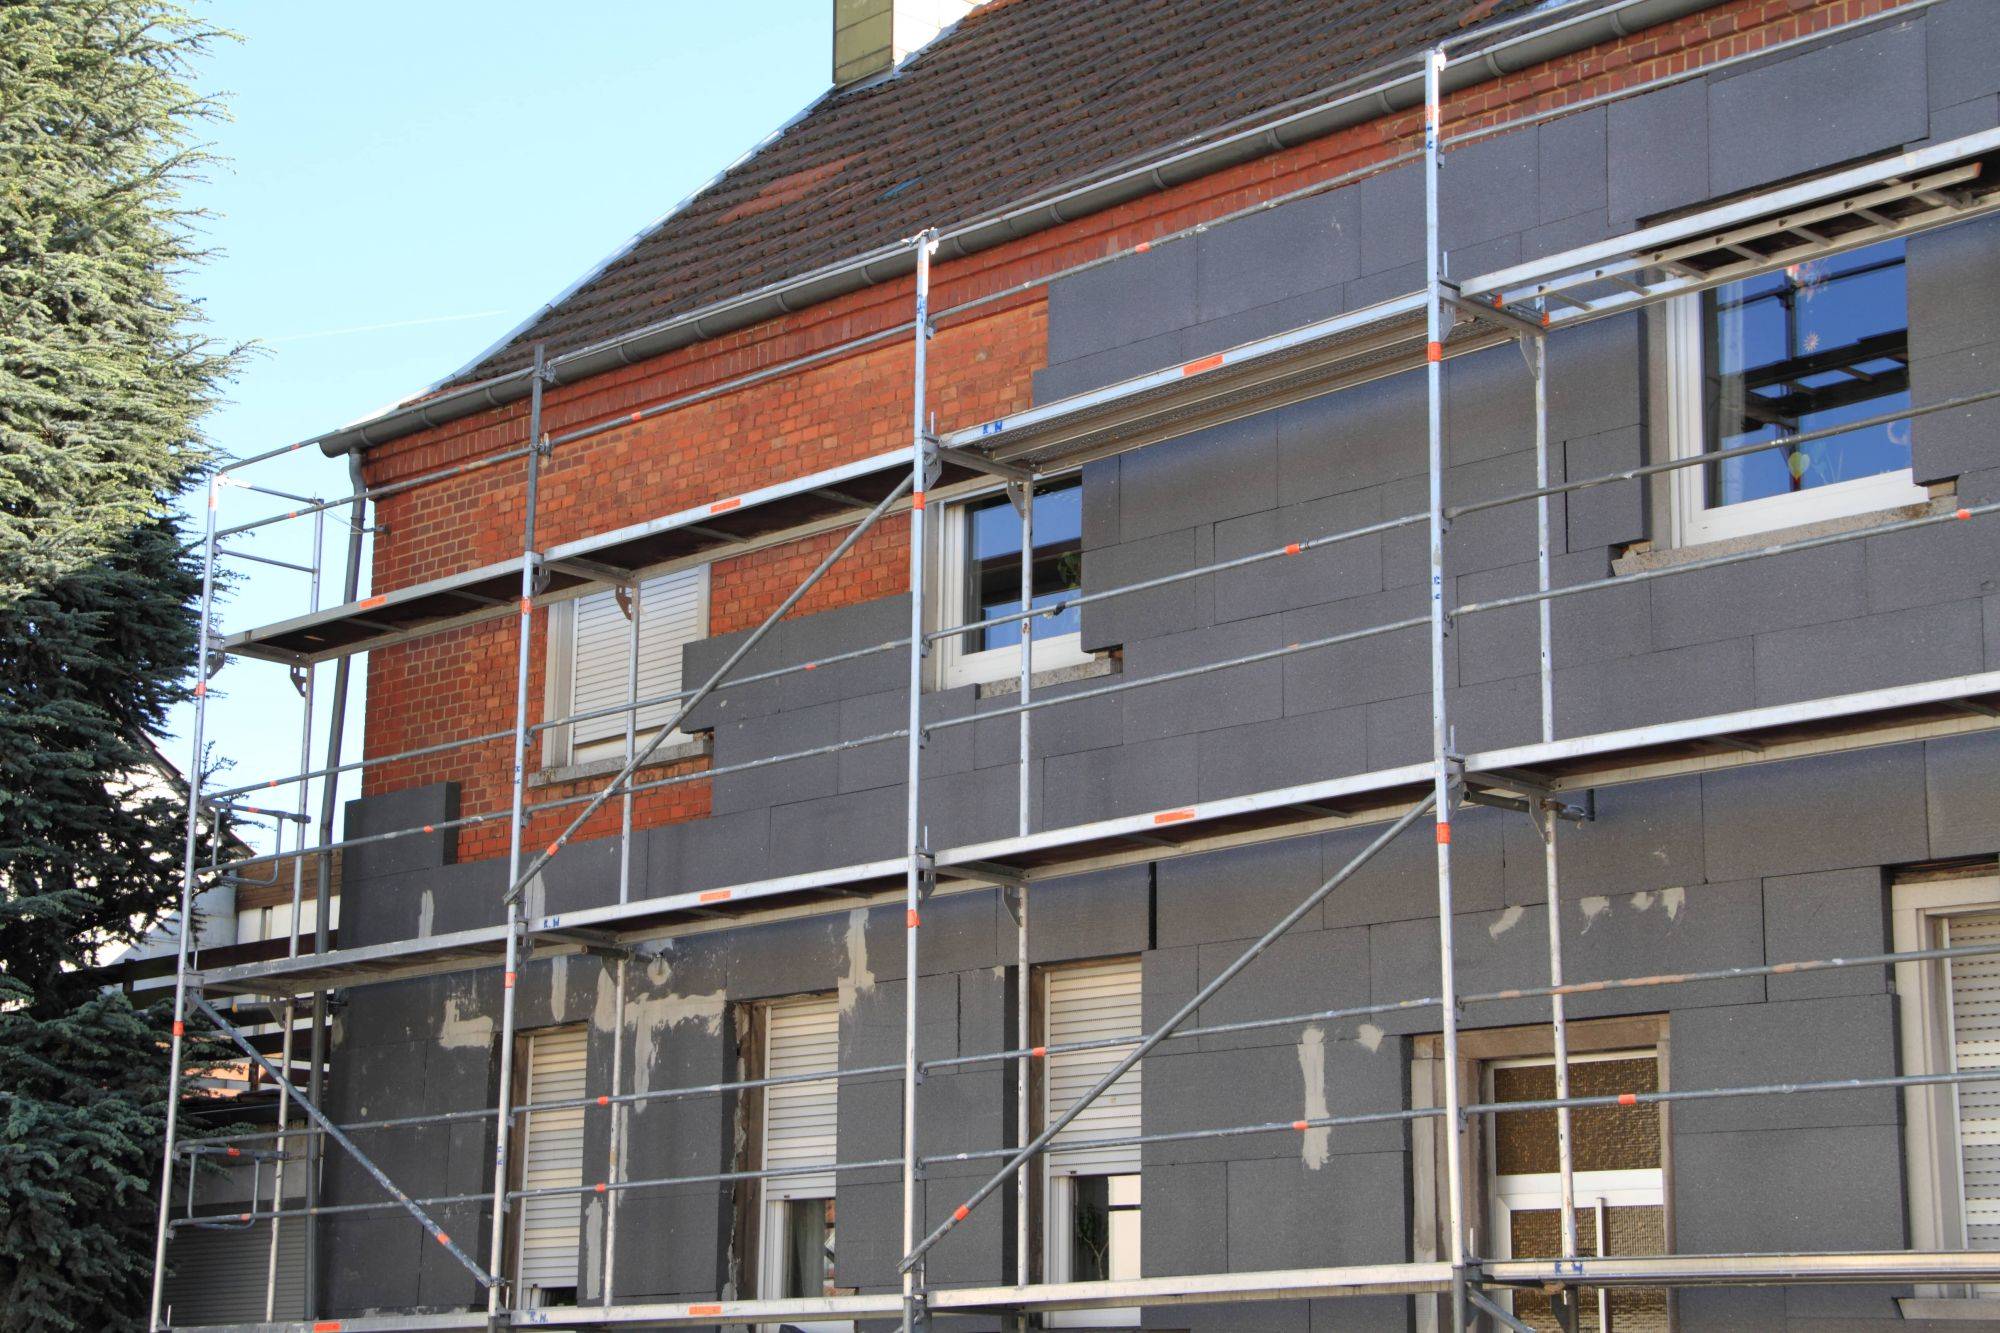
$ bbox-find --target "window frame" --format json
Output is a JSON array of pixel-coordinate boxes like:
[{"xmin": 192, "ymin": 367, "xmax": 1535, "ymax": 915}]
[
  {"xmin": 751, "ymin": 993, "xmax": 849, "ymax": 1332},
  {"xmin": 1892, "ymin": 874, "xmax": 2000, "ymax": 1313},
  {"xmin": 1412, "ymin": 1016, "xmax": 1671, "ymax": 1333},
  {"xmin": 509, "ymin": 1023, "xmax": 589, "ymax": 1310},
  {"xmin": 1662, "ymin": 250, "xmax": 1927, "ymax": 548},
  {"xmin": 1482, "ymin": 1048, "xmax": 1667, "ymax": 1328},
  {"xmin": 1037, "ymin": 956, "xmax": 1143, "ymax": 1328},
  {"xmin": 933, "ymin": 475, "xmax": 1092, "ymax": 691},
  {"xmin": 540, "ymin": 565, "xmax": 711, "ymax": 771}
]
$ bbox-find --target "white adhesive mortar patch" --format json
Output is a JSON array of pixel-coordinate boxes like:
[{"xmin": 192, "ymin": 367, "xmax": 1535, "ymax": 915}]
[
  {"xmin": 838, "ymin": 908, "xmax": 876, "ymax": 1013},
  {"xmin": 417, "ymin": 889, "xmax": 434, "ymax": 939},
  {"xmin": 1489, "ymin": 905, "xmax": 1525, "ymax": 939},
  {"xmin": 1356, "ymin": 1023, "xmax": 1385, "ymax": 1054},
  {"xmin": 1297, "ymin": 1025, "xmax": 1331, "ymax": 1169},
  {"xmin": 438, "ymin": 987, "xmax": 494, "ymax": 1051},
  {"xmin": 1578, "ymin": 896, "xmax": 1612, "ymax": 933}
]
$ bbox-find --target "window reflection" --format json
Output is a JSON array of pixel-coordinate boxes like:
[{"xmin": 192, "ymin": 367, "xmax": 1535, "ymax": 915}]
[{"xmin": 1701, "ymin": 238, "xmax": 1911, "ymax": 507}]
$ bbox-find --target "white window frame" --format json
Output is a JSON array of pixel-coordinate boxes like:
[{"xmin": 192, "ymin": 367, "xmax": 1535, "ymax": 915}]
[
  {"xmin": 1663, "ymin": 286, "xmax": 1926, "ymax": 548},
  {"xmin": 935, "ymin": 478, "xmax": 1091, "ymax": 691},
  {"xmin": 756, "ymin": 995, "xmax": 848, "ymax": 1332},
  {"xmin": 513, "ymin": 1024, "xmax": 588, "ymax": 1309},
  {"xmin": 1483, "ymin": 1048, "xmax": 1666, "ymax": 1326},
  {"xmin": 1893, "ymin": 875, "xmax": 2000, "ymax": 1313},
  {"xmin": 541, "ymin": 566, "xmax": 710, "ymax": 770},
  {"xmin": 1040, "ymin": 958, "xmax": 1143, "ymax": 1328}
]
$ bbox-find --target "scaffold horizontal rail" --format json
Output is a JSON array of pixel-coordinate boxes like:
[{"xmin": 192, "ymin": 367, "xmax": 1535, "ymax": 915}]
[
  {"xmin": 192, "ymin": 667, "xmax": 2000, "ymax": 996},
  {"xmin": 218, "ymin": 449, "xmax": 979, "ymax": 664},
  {"xmin": 945, "ymin": 127, "xmax": 2000, "ymax": 480},
  {"xmin": 1478, "ymin": 1251, "xmax": 2000, "ymax": 1289}
]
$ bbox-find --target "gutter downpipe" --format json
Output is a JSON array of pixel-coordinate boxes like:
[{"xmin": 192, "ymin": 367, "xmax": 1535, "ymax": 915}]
[{"xmin": 305, "ymin": 0, "xmax": 1717, "ymax": 462}]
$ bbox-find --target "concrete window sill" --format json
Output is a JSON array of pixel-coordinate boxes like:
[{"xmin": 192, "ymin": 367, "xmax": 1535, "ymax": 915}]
[
  {"xmin": 1615, "ymin": 491, "xmax": 1958, "ymax": 577},
  {"xmin": 1899, "ymin": 1298, "xmax": 2000, "ymax": 1320},
  {"xmin": 972, "ymin": 651, "xmax": 1121, "ymax": 700},
  {"xmin": 531, "ymin": 735, "xmax": 712, "ymax": 789}
]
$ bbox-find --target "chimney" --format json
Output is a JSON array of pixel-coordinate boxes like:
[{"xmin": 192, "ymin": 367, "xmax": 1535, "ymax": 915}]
[{"xmin": 833, "ymin": 0, "xmax": 980, "ymax": 86}]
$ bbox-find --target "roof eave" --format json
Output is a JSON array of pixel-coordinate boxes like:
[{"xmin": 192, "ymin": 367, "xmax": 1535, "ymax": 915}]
[{"xmin": 311, "ymin": 0, "xmax": 1718, "ymax": 460}]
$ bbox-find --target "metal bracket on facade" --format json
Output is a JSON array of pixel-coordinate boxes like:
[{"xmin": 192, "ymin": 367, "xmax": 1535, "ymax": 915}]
[
  {"xmin": 915, "ymin": 849, "xmax": 938, "ymax": 906},
  {"xmin": 1466, "ymin": 1284, "xmax": 1538, "ymax": 1333},
  {"xmin": 938, "ymin": 445, "xmax": 1034, "ymax": 485},
  {"xmin": 1005, "ymin": 479, "xmax": 1031, "ymax": 518},
  {"xmin": 529, "ymin": 925, "xmax": 634, "ymax": 961},
  {"xmin": 1000, "ymin": 883, "xmax": 1024, "ymax": 928},
  {"xmin": 949, "ymin": 860, "xmax": 1028, "ymax": 891}
]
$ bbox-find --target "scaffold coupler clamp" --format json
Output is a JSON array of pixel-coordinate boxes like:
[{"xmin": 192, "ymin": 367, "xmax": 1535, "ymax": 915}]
[
  {"xmin": 915, "ymin": 848, "xmax": 937, "ymax": 905},
  {"xmin": 1441, "ymin": 751, "xmax": 1467, "ymax": 806}
]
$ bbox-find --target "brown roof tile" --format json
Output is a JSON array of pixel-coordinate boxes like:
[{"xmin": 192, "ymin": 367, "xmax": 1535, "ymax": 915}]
[{"xmin": 444, "ymin": 0, "xmax": 1534, "ymax": 389}]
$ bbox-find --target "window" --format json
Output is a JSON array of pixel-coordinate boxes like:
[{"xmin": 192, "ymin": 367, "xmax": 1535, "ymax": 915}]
[
  {"xmin": 1667, "ymin": 237, "xmax": 1923, "ymax": 545},
  {"xmin": 1892, "ymin": 875, "xmax": 2000, "ymax": 1313},
  {"xmin": 1485, "ymin": 1050, "xmax": 1668, "ymax": 1332},
  {"xmin": 514, "ymin": 1025, "xmax": 587, "ymax": 1308},
  {"xmin": 542, "ymin": 566, "xmax": 708, "ymax": 769},
  {"xmin": 757, "ymin": 994, "xmax": 848, "ymax": 1329},
  {"xmin": 937, "ymin": 476, "xmax": 1089, "ymax": 689},
  {"xmin": 1041, "ymin": 957, "xmax": 1142, "ymax": 1325}
]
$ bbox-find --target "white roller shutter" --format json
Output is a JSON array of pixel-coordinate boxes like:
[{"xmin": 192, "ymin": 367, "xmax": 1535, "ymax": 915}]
[
  {"xmin": 162, "ymin": 1217, "xmax": 305, "ymax": 1323},
  {"xmin": 570, "ymin": 567, "xmax": 707, "ymax": 751},
  {"xmin": 517, "ymin": 1025, "xmax": 588, "ymax": 1293},
  {"xmin": 1948, "ymin": 911, "xmax": 2000, "ymax": 1249},
  {"xmin": 764, "ymin": 996, "xmax": 841, "ymax": 1198},
  {"xmin": 1045, "ymin": 958, "xmax": 1143, "ymax": 1174}
]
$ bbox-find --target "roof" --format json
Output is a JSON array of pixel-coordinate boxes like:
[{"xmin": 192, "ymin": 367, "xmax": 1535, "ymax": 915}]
[{"xmin": 440, "ymin": 0, "xmax": 1540, "ymax": 392}]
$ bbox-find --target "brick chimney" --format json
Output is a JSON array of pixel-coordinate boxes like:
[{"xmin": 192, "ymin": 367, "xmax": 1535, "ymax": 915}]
[{"xmin": 833, "ymin": 0, "xmax": 981, "ymax": 86}]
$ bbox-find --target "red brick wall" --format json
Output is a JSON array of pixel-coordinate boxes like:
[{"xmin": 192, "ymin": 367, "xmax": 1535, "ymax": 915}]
[{"xmin": 357, "ymin": 0, "xmax": 1913, "ymax": 862}]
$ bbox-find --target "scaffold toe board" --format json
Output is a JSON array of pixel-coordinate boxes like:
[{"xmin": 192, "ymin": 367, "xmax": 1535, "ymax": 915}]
[
  {"xmin": 930, "ymin": 1262, "xmax": 1457, "ymax": 1312},
  {"xmin": 1479, "ymin": 1251, "xmax": 2000, "ymax": 1289},
  {"xmin": 218, "ymin": 449, "xmax": 979, "ymax": 665},
  {"xmin": 941, "ymin": 288, "xmax": 1517, "ymax": 472},
  {"xmin": 190, "ymin": 669, "xmax": 2000, "ymax": 998},
  {"xmin": 1467, "ymin": 126, "xmax": 2000, "ymax": 326},
  {"xmin": 947, "ymin": 128, "xmax": 2000, "ymax": 481}
]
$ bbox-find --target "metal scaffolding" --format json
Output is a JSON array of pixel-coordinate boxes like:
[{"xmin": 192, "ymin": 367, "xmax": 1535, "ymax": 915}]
[{"xmin": 146, "ymin": 14, "xmax": 2000, "ymax": 1332}]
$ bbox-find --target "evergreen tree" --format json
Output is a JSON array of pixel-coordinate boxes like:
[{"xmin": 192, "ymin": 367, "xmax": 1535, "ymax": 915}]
[{"xmin": 0, "ymin": 4, "xmax": 238, "ymax": 1328}]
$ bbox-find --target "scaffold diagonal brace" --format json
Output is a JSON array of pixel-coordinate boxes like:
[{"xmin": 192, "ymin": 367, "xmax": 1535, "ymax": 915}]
[{"xmin": 185, "ymin": 992, "xmax": 497, "ymax": 1290}]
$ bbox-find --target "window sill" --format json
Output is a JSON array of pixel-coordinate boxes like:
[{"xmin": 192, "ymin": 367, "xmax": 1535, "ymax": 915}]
[
  {"xmin": 1616, "ymin": 490, "xmax": 1956, "ymax": 576},
  {"xmin": 970, "ymin": 651, "xmax": 1121, "ymax": 700},
  {"xmin": 531, "ymin": 736, "xmax": 712, "ymax": 789},
  {"xmin": 1899, "ymin": 1298, "xmax": 2000, "ymax": 1320}
]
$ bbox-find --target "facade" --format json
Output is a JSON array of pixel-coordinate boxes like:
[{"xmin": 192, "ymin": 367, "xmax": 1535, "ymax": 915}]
[{"xmin": 154, "ymin": 1, "xmax": 2000, "ymax": 1330}]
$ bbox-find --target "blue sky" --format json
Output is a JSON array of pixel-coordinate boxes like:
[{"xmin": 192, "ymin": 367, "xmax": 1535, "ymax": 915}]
[{"xmin": 168, "ymin": 2, "xmax": 833, "ymax": 851}]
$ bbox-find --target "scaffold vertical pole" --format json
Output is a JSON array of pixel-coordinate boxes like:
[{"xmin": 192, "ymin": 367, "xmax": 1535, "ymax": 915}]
[
  {"xmin": 266, "ymin": 504, "xmax": 324, "ymax": 1318},
  {"xmin": 486, "ymin": 343, "xmax": 550, "ymax": 1317},
  {"xmin": 1013, "ymin": 478, "xmax": 1034, "ymax": 1300},
  {"xmin": 604, "ymin": 573, "xmax": 640, "ymax": 1304},
  {"xmin": 903, "ymin": 230, "xmax": 936, "ymax": 1333},
  {"xmin": 1422, "ymin": 47, "xmax": 1470, "ymax": 1333},
  {"xmin": 306, "ymin": 449, "xmax": 367, "ymax": 1317},
  {"xmin": 147, "ymin": 472, "xmax": 223, "ymax": 1332},
  {"xmin": 1531, "ymin": 332, "xmax": 1581, "ymax": 1268}
]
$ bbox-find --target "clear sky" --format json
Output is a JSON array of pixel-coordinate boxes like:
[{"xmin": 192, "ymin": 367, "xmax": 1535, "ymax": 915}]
[{"xmin": 165, "ymin": 2, "xmax": 834, "ymax": 852}]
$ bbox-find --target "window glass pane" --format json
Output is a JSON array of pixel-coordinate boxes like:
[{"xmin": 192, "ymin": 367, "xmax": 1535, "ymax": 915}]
[
  {"xmin": 1068, "ymin": 1173, "xmax": 1140, "ymax": 1282},
  {"xmin": 1702, "ymin": 238, "xmax": 1910, "ymax": 507},
  {"xmin": 1508, "ymin": 1205, "xmax": 1668, "ymax": 1331},
  {"xmin": 781, "ymin": 1197, "xmax": 836, "ymax": 1298},
  {"xmin": 1493, "ymin": 1057, "xmax": 1659, "ymax": 1175},
  {"xmin": 964, "ymin": 478, "xmax": 1084, "ymax": 651}
]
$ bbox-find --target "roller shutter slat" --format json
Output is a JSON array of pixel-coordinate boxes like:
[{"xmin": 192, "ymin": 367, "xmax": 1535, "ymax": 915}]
[{"xmin": 1046, "ymin": 959, "xmax": 1142, "ymax": 1173}]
